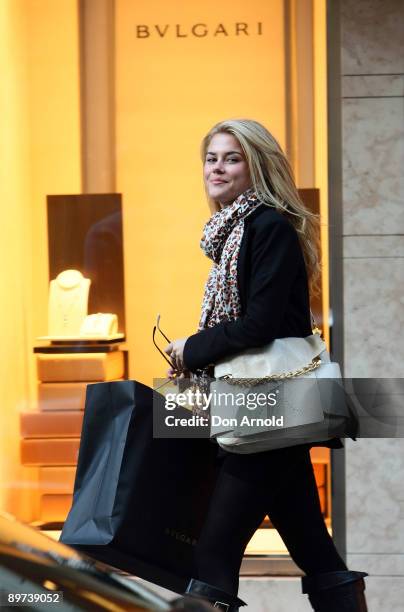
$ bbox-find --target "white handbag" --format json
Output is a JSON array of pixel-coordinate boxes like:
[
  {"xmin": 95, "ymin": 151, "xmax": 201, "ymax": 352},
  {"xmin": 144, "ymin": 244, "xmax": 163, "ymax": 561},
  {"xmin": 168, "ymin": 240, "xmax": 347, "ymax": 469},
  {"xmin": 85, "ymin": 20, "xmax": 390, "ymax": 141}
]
[{"xmin": 210, "ymin": 328, "xmax": 352, "ymax": 453}]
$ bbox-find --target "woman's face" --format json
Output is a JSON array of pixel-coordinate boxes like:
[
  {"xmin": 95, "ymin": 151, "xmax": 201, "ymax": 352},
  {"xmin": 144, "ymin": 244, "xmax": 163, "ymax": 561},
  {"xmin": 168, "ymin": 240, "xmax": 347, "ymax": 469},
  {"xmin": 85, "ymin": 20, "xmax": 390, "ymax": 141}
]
[{"xmin": 203, "ymin": 133, "xmax": 252, "ymax": 207}]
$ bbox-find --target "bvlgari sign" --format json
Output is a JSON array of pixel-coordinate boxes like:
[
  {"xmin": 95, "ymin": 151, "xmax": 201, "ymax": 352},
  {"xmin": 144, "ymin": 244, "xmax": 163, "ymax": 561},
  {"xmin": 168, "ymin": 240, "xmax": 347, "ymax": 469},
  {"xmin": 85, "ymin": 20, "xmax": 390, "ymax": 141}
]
[{"xmin": 136, "ymin": 22, "xmax": 263, "ymax": 38}]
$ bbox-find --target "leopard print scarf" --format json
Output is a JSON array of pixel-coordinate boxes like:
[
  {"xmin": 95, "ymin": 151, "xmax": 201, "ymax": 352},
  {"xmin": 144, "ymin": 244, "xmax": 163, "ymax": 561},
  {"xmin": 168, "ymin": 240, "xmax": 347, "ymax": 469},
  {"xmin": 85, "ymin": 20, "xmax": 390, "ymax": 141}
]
[{"xmin": 198, "ymin": 187, "xmax": 262, "ymax": 331}]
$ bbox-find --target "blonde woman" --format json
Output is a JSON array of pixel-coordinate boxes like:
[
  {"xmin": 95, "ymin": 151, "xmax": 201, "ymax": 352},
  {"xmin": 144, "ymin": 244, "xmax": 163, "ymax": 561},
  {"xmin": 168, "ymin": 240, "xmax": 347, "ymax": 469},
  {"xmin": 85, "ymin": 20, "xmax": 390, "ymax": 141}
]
[{"xmin": 166, "ymin": 119, "xmax": 368, "ymax": 612}]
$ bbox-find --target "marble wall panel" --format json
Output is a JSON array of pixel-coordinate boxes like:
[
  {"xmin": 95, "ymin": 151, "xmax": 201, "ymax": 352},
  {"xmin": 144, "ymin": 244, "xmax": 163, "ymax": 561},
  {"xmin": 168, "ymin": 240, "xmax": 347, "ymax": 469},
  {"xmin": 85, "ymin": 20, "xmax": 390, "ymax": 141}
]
[
  {"xmin": 362, "ymin": 576, "xmax": 404, "ymax": 612},
  {"xmin": 344, "ymin": 235, "xmax": 404, "ymax": 258},
  {"xmin": 342, "ymin": 97, "xmax": 404, "ymax": 235},
  {"xmin": 238, "ymin": 578, "xmax": 311, "ymax": 612},
  {"xmin": 348, "ymin": 552, "xmax": 404, "ymax": 577},
  {"xmin": 343, "ymin": 256, "xmax": 404, "ymax": 378},
  {"xmin": 346, "ymin": 439, "xmax": 404, "ymax": 555},
  {"xmin": 342, "ymin": 74, "xmax": 404, "ymax": 98},
  {"xmin": 341, "ymin": 0, "xmax": 404, "ymax": 75}
]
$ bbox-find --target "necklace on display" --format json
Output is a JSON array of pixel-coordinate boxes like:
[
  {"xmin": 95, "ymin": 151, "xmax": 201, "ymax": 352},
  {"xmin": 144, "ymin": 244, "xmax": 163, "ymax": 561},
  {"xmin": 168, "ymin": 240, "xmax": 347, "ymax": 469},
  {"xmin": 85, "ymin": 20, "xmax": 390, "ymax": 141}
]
[
  {"xmin": 56, "ymin": 287, "xmax": 82, "ymax": 328},
  {"xmin": 54, "ymin": 270, "xmax": 85, "ymax": 328}
]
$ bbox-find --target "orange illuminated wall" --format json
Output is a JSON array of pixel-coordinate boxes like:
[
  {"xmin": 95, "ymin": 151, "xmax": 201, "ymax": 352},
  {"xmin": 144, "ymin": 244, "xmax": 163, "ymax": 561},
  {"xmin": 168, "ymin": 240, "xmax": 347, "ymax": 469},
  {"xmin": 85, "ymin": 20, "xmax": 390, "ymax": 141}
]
[
  {"xmin": 116, "ymin": 0, "xmax": 287, "ymax": 384},
  {"xmin": 0, "ymin": 0, "xmax": 81, "ymax": 521}
]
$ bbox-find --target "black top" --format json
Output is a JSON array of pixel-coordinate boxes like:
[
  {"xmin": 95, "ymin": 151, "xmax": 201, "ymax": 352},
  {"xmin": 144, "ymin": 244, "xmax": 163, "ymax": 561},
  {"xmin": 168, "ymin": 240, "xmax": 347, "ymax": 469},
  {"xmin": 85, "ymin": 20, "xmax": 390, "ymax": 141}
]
[{"xmin": 184, "ymin": 204, "xmax": 343, "ymax": 450}]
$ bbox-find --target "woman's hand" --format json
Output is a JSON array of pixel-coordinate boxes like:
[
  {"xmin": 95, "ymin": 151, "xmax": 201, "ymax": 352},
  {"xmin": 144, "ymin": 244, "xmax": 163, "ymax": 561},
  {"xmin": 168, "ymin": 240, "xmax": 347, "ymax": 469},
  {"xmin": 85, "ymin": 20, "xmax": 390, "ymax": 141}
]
[
  {"xmin": 166, "ymin": 368, "xmax": 190, "ymax": 383},
  {"xmin": 165, "ymin": 337, "xmax": 189, "ymax": 373}
]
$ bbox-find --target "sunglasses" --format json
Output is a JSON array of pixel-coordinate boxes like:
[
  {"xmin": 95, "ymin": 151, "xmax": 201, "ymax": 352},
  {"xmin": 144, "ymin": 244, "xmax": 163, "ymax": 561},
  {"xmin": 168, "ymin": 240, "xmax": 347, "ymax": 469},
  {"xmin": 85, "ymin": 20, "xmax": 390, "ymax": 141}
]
[{"xmin": 152, "ymin": 314, "xmax": 177, "ymax": 371}]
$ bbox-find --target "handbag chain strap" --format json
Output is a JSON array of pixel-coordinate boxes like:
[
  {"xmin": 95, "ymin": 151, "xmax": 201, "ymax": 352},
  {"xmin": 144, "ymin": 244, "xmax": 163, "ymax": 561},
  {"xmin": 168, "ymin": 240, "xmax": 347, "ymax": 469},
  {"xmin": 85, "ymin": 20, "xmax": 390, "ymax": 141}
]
[
  {"xmin": 219, "ymin": 309, "xmax": 324, "ymax": 388},
  {"xmin": 220, "ymin": 356, "xmax": 322, "ymax": 388}
]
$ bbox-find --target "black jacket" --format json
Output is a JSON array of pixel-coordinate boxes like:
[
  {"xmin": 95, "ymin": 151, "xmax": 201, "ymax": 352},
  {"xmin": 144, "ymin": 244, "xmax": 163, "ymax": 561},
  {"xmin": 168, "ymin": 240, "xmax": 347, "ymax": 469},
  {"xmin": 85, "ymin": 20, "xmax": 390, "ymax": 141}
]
[{"xmin": 184, "ymin": 204, "xmax": 343, "ymax": 450}]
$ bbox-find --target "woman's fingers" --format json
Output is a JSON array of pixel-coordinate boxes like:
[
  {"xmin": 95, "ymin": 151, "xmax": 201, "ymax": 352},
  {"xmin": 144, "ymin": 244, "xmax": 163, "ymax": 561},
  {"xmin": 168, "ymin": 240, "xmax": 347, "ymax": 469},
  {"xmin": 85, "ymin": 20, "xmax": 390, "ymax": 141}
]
[
  {"xmin": 167, "ymin": 368, "xmax": 189, "ymax": 380},
  {"xmin": 164, "ymin": 341, "xmax": 177, "ymax": 365},
  {"xmin": 165, "ymin": 338, "xmax": 189, "ymax": 372},
  {"xmin": 164, "ymin": 343, "xmax": 177, "ymax": 370}
]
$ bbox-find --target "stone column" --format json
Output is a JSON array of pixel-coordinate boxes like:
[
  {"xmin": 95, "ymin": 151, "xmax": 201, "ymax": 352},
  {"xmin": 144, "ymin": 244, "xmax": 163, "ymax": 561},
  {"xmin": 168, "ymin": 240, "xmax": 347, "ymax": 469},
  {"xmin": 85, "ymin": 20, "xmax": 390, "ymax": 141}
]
[{"xmin": 341, "ymin": 1, "xmax": 404, "ymax": 610}]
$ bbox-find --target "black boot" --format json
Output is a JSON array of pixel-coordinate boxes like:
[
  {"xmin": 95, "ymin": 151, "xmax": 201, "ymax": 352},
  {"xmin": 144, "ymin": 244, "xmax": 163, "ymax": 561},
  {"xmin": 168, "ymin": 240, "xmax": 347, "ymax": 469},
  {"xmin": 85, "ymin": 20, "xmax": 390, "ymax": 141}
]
[
  {"xmin": 301, "ymin": 570, "xmax": 369, "ymax": 611},
  {"xmin": 183, "ymin": 578, "xmax": 247, "ymax": 611}
]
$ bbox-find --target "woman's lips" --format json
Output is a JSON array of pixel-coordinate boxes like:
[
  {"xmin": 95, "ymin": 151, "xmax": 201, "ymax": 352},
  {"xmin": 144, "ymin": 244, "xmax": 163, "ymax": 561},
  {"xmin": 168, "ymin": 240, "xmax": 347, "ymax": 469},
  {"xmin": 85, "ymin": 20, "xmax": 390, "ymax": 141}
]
[{"xmin": 211, "ymin": 180, "xmax": 227, "ymax": 184}]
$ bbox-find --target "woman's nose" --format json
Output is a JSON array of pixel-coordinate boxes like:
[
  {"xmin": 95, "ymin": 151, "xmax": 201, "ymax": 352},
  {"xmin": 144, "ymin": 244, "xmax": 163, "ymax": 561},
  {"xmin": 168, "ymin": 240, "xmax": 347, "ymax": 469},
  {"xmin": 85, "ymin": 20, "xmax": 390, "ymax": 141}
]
[{"xmin": 212, "ymin": 160, "xmax": 225, "ymax": 172}]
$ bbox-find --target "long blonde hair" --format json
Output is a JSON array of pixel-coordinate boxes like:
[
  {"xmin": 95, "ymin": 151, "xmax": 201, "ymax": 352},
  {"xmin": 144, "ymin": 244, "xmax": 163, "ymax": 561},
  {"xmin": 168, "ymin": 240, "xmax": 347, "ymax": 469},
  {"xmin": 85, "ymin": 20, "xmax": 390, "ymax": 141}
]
[{"xmin": 201, "ymin": 119, "xmax": 321, "ymax": 296}]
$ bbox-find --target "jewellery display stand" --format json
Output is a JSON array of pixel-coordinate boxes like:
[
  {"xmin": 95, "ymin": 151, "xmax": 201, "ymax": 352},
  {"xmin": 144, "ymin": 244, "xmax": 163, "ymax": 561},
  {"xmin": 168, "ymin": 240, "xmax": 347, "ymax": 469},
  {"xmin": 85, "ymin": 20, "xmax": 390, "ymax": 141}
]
[
  {"xmin": 47, "ymin": 269, "xmax": 91, "ymax": 337},
  {"xmin": 23, "ymin": 194, "xmax": 128, "ymax": 528},
  {"xmin": 22, "ymin": 345, "xmax": 127, "ymax": 527}
]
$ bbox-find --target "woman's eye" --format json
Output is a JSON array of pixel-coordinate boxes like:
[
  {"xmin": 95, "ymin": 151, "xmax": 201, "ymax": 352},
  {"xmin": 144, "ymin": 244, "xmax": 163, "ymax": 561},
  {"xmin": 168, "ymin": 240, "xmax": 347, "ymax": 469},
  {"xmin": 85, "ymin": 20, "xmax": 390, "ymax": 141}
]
[{"xmin": 205, "ymin": 157, "xmax": 240, "ymax": 163}]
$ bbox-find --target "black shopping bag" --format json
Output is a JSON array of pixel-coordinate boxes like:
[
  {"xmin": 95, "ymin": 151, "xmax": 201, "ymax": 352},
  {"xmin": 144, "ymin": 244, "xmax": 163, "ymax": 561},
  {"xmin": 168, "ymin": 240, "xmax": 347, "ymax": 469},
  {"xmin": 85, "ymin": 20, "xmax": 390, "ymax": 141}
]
[{"xmin": 60, "ymin": 380, "xmax": 219, "ymax": 594}]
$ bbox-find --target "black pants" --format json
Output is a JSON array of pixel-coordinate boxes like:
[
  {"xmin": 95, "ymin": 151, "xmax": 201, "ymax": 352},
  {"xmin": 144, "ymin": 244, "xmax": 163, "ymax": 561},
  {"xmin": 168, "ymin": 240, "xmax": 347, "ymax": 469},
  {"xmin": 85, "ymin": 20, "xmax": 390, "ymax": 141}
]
[{"xmin": 194, "ymin": 444, "xmax": 347, "ymax": 595}]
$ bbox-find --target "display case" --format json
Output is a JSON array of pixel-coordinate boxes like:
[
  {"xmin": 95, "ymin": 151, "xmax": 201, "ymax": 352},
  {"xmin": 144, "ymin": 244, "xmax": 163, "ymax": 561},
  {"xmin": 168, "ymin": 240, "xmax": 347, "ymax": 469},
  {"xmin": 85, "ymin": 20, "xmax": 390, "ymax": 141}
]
[{"xmin": 20, "ymin": 194, "xmax": 128, "ymax": 527}]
